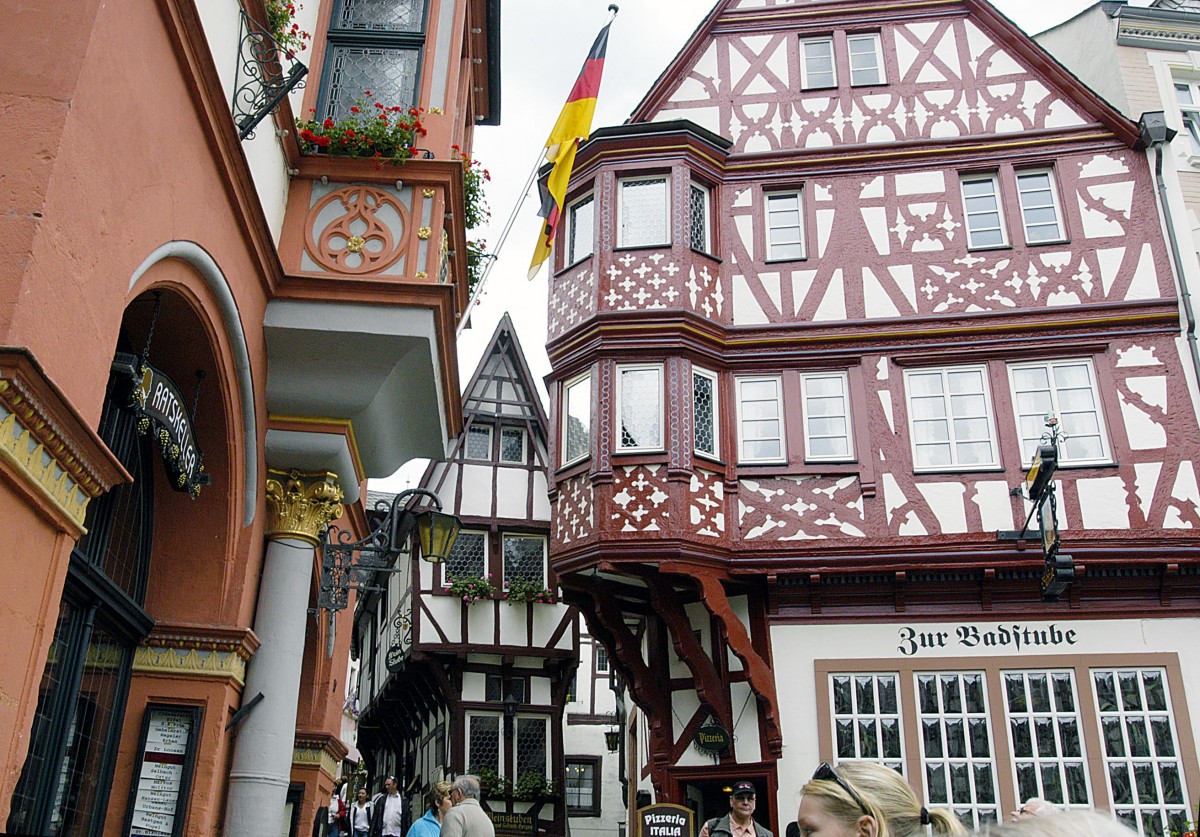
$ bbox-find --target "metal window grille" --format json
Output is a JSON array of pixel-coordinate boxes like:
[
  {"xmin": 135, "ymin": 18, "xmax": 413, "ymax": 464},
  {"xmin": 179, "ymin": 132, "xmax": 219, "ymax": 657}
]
[
  {"xmin": 802, "ymin": 372, "xmax": 852, "ymax": 461},
  {"xmin": 516, "ymin": 717, "xmax": 548, "ymax": 779},
  {"xmin": 1016, "ymin": 171, "xmax": 1064, "ymax": 243},
  {"xmin": 619, "ymin": 366, "xmax": 662, "ymax": 450},
  {"xmin": 569, "ymin": 196, "xmax": 595, "ymax": 264},
  {"xmin": 565, "ymin": 761, "xmax": 598, "ymax": 813},
  {"xmin": 906, "ymin": 367, "xmax": 997, "ymax": 469},
  {"xmin": 445, "ymin": 531, "xmax": 486, "ymax": 580},
  {"xmin": 563, "ymin": 375, "xmax": 591, "ymax": 465},
  {"xmin": 693, "ymin": 371, "xmax": 717, "ymax": 457},
  {"xmin": 465, "ymin": 425, "xmax": 492, "ymax": 460},
  {"xmin": 1002, "ymin": 671, "xmax": 1092, "ymax": 808},
  {"xmin": 689, "ymin": 184, "xmax": 709, "ymax": 252},
  {"xmin": 916, "ymin": 672, "xmax": 1001, "ymax": 828},
  {"xmin": 1010, "ymin": 360, "xmax": 1106, "ymax": 464},
  {"xmin": 500, "ymin": 428, "xmax": 525, "ymax": 464},
  {"xmin": 468, "ymin": 715, "xmax": 501, "ymax": 776},
  {"xmin": 1092, "ymin": 669, "xmax": 1189, "ymax": 836},
  {"xmin": 765, "ymin": 192, "xmax": 804, "ymax": 261},
  {"xmin": 619, "ymin": 178, "xmax": 669, "ymax": 248},
  {"xmin": 961, "ymin": 175, "xmax": 1007, "ymax": 248},
  {"xmin": 831, "ymin": 674, "xmax": 904, "ymax": 771},
  {"xmin": 801, "ymin": 37, "xmax": 835, "ymax": 88},
  {"xmin": 848, "ymin": 34, "xmax": 884, "ymax": 85},
  {"xmin": 503, "ymin": 536, "xmax": 545, "ymax": 585}
]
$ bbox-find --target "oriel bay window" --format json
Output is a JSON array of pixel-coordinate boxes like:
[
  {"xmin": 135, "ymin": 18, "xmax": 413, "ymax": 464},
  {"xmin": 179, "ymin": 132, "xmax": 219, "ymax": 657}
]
[
  {"xmin": 568, "ymin": 194, "xmax": 595, "ymax": 265},
  {"xmin": 561, "ymin": 373, "xmax": 591, "ymax": 466},
  {"xmin": 617, "ymin": 364, "xmax": 664, "ymax": 452},
  {"xmin": 618, "ymin": 176, "xmax": 670, "ymax": 248},
  {"xmin": 692, "ymin": 367, "xmax": 719, "ymax": 459},
  {"xmin": 318, "ymin": 0, "xmax": 428, "ymax": 122},
  {"xmin": 689, "ymin": 181, "xmax": 712, "ymax": 253}
]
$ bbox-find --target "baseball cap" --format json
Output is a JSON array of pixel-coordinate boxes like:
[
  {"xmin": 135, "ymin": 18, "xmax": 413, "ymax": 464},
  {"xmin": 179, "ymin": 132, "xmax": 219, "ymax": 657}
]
[{"xmin": 731, "ymin": 781, "xmax": 756, "ymax": 797}]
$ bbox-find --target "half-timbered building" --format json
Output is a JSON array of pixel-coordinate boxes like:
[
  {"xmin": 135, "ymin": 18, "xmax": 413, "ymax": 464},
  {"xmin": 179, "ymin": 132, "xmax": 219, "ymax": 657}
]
[
  {"xmin": 545, "ymin": 1, "xmax": 1200, "ymax": 835},
  {"xmin": 355, "ymin": 316, "xmax": 581, "ymax": 837}
]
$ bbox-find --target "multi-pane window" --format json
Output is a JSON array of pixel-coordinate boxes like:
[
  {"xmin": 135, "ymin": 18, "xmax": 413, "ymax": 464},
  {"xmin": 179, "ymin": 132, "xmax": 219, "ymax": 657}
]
[
  {"xmin": 800, "ymin": 37, "xmax": 836, "ymax": 89},
  {"xmin": 801, "ymin": 372, "xmax": 853, "ymax": 461},
  {"xmin": 618, "ymin": 177, "xmax": 670, "ymax": 248},
  {"xmin": 831, "ymin": 674, "xmax": 904, "ymax": 771},
  {"xmin": 486, "ymin": 675, "xmax": 525, "ymax": 703},
  {"xmin": 618, "ymin": 365, "xmax": 664, "ymax": 451},
  {"xmin": 565, "ymin": 759, "xmax": 601, "ymax": 815},
  {"xmin": 765, "ymin": 191, "xmax": 805, "ymax": 261},
  {"xmin": 1174, "ymin": 82, "xmax": 1200, "ymax": 154},
  {"xmin": 465, "ymin": 425, "xmax": 492, "ymax": 460},
  {"xmin": 445, "ymin": 531, "xmax": 486, "ymax": 580},
  {"xmin": 500, "ymin": 427, "xmax": 526, "ymax": 464},
  {"xmin": 1092, "ymin": 669, "xmax": 1189, "ymax": 835},
  {"xmin": 961, "ymin": 174, "xmax": 1008, "ymax": 249},
  {"xmin": 1003, "ymin": 671, "xmax": 1091, "ymax": 809},
  {"xmin": 467, "ymin": 714, "xmax": 501, "ymax": 776},
  {"xmin": 848, "ymin": 33, "xmax": 885, "ymax": 85},
  {"xmin": 562, "ymin": 373, "xmax": 591, "ymax": 466},
  {"xmin": 320, "ymin": 0, "xmax": 427, "ymax": 122},
  {"xmin": 516, "ymin": 716, "xmax": 548, "ymax": 780},
  {"xmin": 905, "ymin": 366, "xmax": 998, "ymax": 470},
  {"xmin": 569, "ymin": 195, "xmax": 595, "ymax": 264},
  {"xmin": 737, "ymin": 376, "xmax": 785, "ymax": 463},
  {"xmin": 1009, "ymin": 360, "xmax": 1108, "ymax": 465},
  {"xmin": 916, "ymin": 672, "xmax": 1001, "ymax": 828},
  {"xmin": 1016, "ymin": 171, "xmax": 1065, "ymax": 244},
  {"xmin": 689, "ymin": 183, "xmax": 711, "ymax": 253},
  {"xmin": 503, "ymin": 535, "xmax": 546, "ymax": 585},
  {"xmin": 595, "ymin": 644, "xmax": 609, "ymax": 673},
  {"xmin": 693, "ymin": 368, "xmax": 719, "ymax": 458}
]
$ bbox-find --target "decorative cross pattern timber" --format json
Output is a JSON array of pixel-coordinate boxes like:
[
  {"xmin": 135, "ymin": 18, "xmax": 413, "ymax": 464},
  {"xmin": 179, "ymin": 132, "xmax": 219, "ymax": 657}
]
[{"xmin": 232, "ymin": 8, "xmax": 308, "ymax": 141}]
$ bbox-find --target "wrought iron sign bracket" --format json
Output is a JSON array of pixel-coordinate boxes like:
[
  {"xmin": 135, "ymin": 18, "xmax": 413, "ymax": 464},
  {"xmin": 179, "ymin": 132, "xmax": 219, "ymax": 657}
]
[{"xmin": 233, "ymin": 8, "xmax": 308, "ymax": 141}]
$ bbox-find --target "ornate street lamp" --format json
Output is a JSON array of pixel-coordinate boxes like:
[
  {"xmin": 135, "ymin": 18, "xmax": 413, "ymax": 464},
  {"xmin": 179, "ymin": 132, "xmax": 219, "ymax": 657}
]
[
  {"xmin": 319, "ymin": 488, "xmax": 462, "ymax": 611},
  {"xmin": 604, "ymin": 718, "xmax": 620, "ymax": 754}
]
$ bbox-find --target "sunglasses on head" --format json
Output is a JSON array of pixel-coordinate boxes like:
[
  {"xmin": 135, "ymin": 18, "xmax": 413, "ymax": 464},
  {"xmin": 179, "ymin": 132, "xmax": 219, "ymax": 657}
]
[{"xmin": 812, "ymin": 763, "xmax": 869, "ymax": 816}]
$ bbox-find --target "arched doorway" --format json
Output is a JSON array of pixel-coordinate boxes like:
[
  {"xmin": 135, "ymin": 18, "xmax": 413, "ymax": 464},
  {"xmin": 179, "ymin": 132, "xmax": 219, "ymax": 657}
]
[{"xmin": 7, "ymin": 358, "xmax": 156, "ymax": 836}]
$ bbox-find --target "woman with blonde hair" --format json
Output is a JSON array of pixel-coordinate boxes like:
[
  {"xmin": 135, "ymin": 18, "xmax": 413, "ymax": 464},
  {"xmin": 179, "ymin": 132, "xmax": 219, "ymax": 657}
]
[
  {"xmin": 980, "ymin": 810, "xmax": 1135, "ymax": 836},
  {"xmin": 797, "ymin": 762, "xmax": 967, "ymax": 837}
]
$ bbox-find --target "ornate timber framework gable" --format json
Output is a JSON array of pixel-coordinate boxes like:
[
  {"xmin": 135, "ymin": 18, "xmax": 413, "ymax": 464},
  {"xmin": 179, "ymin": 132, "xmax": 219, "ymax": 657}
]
[{"xmin": 545, "ymin": 0, "xmax": 1200, "ymax": 825}]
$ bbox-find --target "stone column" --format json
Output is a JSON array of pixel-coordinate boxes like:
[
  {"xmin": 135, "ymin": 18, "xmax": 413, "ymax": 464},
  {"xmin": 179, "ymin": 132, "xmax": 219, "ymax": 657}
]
[{"xmin": 224, "ymin": 470, "xmax": 343, "ymax": 837}]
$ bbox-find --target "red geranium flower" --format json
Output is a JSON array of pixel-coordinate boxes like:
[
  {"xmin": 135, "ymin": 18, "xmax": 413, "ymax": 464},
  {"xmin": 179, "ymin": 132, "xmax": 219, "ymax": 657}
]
[
  {"xmin": 323, "ymin": 118, "xmax": 335, "ymax": 129},
  {"xmin": 314, "ymin": 135, "xmax": 331, "ymax": 148},
  {"xmin": 363, "ymin": 89, "xmax": 372, "ymax": 96},
  {"xmin": 350, "ymin": 106, "xmax": 360, "ymax": 114}
]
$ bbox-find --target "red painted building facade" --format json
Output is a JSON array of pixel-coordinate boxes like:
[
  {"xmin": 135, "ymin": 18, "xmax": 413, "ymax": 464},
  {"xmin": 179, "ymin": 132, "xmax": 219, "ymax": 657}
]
[{"xmin": 545, "ymin": 1, "xmax": 1200, "ymax": 834}]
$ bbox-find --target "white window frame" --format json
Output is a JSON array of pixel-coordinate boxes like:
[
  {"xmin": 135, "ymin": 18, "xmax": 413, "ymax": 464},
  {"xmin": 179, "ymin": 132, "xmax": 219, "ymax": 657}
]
[
  {"xmin": 829, "ymin": 673, "xmax": 905, "ymax": 771},
  {"xmin": 502, "ymin": 534, "xmax": 548, "ymax": 586},
  {"xmin": 848, "ymin": 32, "xmax": 886, "ymax": 86},
  {"xmin": 499, "ymin": 426, "xmax": 527, "ymax": 464},
  {"xmin": 735, "ymin": 375, "xmax": 786, "ymax": 464},
  {"xmin": 1173, "ymin": 79, "xmax": 1200, "ymax": 157},
  {"xmin": 765, "ymin": 190, "xmax": 806, "ymax": 262},
  {"xmin": 617, "ymin": 175, "xmax": 671, "ymax": 248},
  {"xmin": 960, "ymin": 173, "xmax": 1009, "ymax": 250},
  {"xmin": 562, "ymin": 372, "xmax": 592, "ymax": 467},
  {"xmin": 801, "ymin": 371, "xmax": 854, "ymax": 462},
  {"xmin": 800, "ymin": 36, "xmax": 836, "ymax": 89},
  {"xmin": 689, "ymin": 181, "xmax": 712, "ymax": 254},
  {"xmin": 692, "ymin": 367, "xmax": 720, "ymax": 459},
  {"xmin": 616, "ymin": 363, "xmax": 665, "ymax": 452},
  {"xmin": 1015, "ymin": 169, "xmax": 1067, "ymax": 245},
  {"xmin": 1007, "ymin": 359, "xmax": 1110, "ymax": 467},
  {"xmin": 904, "ymin": 365, "xmax": 1000, "ymax": 472},
  {"xmin": 568, "ymin": 193, "xmax": 595, "ymax": 265},
  {"xmin": 465, "ymin": 424, "xmax": 493, "ymax": 461}
]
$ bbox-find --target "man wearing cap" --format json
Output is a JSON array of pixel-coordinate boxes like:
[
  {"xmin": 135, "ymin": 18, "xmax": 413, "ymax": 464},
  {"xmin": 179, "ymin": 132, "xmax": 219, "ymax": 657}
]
[{"xmin": 698, "ymin": 781, "xmax": 773, "ymax": 837}]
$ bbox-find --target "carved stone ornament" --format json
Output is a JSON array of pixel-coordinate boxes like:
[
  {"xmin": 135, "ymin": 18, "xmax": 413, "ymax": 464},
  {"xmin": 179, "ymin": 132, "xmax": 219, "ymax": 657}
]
[
  {"xmin": 417, "ymin": 226, "xmax": 432, "ymax": 240},
  {"xmin": 305, "ymin": 185, "xmax": 407, "ymax": 274},
  {"xmin": 422, "ymin": 188, "xmax": 436, "ymax": 198},
  {"xmin": 265, "ymin": 469, "xmax": 344, "ymax": 545}
]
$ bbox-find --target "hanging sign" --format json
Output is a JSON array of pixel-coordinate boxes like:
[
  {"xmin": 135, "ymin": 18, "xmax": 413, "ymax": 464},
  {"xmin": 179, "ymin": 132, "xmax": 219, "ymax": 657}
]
[
  {"xmin": 488, "ymin": 811, "xmax": 535, "ymax": 836},
  {"xmin": 124, "ymin": 704, "xmax": 202, "ymax": 837},
  {"xmin": 694, "ymin": 724, "xmax": 731, "ymax": 755},
  {"xmin": 129, "ymin": 359, "xmax": 210, "ymax": 498},
  {"xmin": 385, "ymin": 644, "xmax": 405, "ymax": 673},
  {"xmin": 637, "ymin": 803, "xmax": 693, "ymax": 837}
]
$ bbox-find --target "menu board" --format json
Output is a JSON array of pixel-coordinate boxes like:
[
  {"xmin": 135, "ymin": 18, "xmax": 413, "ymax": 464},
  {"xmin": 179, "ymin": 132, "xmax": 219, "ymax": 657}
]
[{"xmin": 126, "ymin": 706, "xmax": 200, "ymax": 837}]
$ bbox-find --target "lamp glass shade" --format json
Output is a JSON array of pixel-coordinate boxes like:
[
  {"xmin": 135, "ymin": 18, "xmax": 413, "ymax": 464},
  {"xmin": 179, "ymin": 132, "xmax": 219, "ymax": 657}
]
[
  {"xmin": 604, "ymin": 730, "xmax": 620, "ymax": 753},
  {"xmin": 416, "ymin": 510, "xmax": 462, "ymax": 563}
]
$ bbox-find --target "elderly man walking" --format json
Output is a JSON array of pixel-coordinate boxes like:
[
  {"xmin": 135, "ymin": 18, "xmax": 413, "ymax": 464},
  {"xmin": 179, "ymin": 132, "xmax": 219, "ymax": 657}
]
[{"xmin": 440, "ymin": 776, "xmax": 495, "ymax": 837}]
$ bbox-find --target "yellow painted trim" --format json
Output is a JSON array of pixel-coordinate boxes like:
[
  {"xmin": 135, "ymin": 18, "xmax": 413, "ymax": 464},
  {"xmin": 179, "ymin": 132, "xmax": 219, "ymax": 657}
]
[
  {"xmin": 267, "ymin": 414, "xmax": 365, "ymax": 485},
  {"xmin": 0, "ymin": 409, "xmax": 89, "ymax": 531},
  {"xmin": 133, "ymin": 645, "xmax": 247, "ymax": 687},
  {"xmin": 293, "ymin": 746, "xmax": 339, "ymax": 779}
]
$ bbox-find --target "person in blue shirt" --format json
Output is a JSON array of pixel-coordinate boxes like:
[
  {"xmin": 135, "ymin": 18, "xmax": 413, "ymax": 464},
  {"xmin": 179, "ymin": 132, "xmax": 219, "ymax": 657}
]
[{"xmin": 408, "ymin": 781, "xmax": 453, "ymax": 837}]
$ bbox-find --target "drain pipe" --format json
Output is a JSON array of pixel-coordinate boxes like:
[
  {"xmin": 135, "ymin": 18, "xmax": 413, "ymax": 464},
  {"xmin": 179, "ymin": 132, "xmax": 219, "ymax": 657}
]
[{"xmin": 1139, "ymin": 111, "xmax": 1200, "ymax": 398}]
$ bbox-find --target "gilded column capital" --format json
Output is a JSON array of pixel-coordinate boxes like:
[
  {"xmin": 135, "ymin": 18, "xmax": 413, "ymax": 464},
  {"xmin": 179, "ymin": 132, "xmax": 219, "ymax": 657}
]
[{"xmin": 264, "ymin": 469, "xmax": 344, "ymax": 545}]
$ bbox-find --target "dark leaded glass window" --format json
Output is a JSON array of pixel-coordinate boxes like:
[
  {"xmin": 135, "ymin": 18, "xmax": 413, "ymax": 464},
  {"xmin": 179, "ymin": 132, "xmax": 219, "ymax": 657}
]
[
  {"xmin": 500, "ymin": 428, "xmax": 525, "ymax": 464},
  {"xmin": 503, "ymin": 536, "xmax": 545, "ymax": 585},
  {"xmin": 320, "ymin": 0, "xmax": 428, "ymax": 122},
  {"xmin": 693, "ymin": 370, "xmax": 717, "ymax": 457},
  {"xmin": 515, "ymin": 717, "xmax": 547, "ymax": 779},
  {"xmin": 465, "ymin": 425, "xmax": 492, "ymax": 460},
  {"xmin": 445, "ymin": 531, "xmax": 486, "ymax": 580},
  {"xmin": 689, "ymin": 183, "xmax": 709, "ymax": 253},
  {"xmin": 468, "ymin": 715, "xmax": 501, "ymax": 776}
]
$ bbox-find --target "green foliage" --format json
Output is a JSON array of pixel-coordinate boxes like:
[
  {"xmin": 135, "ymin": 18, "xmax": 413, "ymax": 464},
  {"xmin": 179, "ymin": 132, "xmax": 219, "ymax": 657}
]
[
  {"xmin": 444, "ymin": 574, "xmax": 497, "ymax": 604},
  {"xmin": 296, "ymin": 95, "xmax": 428, "ymax": 166},
  {"xmin": 502, "ymin": 578, "xmax": 555, "ymax": 605},
  {"xmin": 265, "ymin": 0, "xmax": 310, "ymax": 57},
  {"xmin": 513, "ymin": 770, "xmax": 553, "ymax": 801},
  {"xmin": 469, "ymin": 766, "xmax": 510, "ymax": 798}
]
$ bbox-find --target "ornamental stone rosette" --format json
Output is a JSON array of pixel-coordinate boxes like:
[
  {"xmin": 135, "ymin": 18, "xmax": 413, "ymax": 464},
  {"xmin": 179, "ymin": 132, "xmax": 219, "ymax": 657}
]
[{"xmin": 265, "ymin": 469, "xmax": 344, "ymax": 544}]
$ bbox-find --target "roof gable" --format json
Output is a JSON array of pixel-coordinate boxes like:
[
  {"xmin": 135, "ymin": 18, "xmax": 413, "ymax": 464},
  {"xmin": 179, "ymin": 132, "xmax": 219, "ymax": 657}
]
[{"xmin": 628, "ymin": 0, "xmax": 1138, "ymax": 149}]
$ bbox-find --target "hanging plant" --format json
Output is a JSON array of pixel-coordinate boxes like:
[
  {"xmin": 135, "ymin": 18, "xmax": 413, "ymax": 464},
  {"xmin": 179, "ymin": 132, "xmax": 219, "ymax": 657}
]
[
  {"xmin": 444, "ymin": 574, "xmax": 498, "ymax": 604},
  {"xmin": 265, "ymin": 0, "xmax": 310, "ymax": 58},
  {"xmin": 513, "ymin": 770, "xmax": 552, "ymax": 801},
  {"xmin": 296, "ymin": 93, "xmax": 429, "ymax": 166},
  {"xmin": 503, "ymin": 578, "xmax": 555, "ymax": 605},
  {"xmin": 469, "ymin": 766, "xmax": 510, "ymax": 798}
]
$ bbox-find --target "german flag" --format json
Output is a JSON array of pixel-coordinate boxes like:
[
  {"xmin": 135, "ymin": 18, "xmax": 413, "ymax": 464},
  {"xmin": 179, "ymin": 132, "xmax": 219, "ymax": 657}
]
[{"xmin": 528, "ymin": 18, "xmax": 612, "ymax": 280}]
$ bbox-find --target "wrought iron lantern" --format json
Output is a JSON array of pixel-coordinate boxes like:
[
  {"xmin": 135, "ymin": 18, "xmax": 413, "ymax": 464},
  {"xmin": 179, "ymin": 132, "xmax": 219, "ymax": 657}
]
[
  {"xmin": 604, "ymin": 725, "xmax": 620, "ymax": 754},
  {"xmin": 319, "ymin": 488, "xmax": 462, "ymax": 611}
]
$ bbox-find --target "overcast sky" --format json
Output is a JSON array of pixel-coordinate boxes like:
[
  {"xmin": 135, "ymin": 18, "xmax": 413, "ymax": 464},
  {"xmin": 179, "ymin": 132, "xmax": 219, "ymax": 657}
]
[{"xmin": 374, "ymin": 0, "xmax": 1150, "ymax": 490}]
